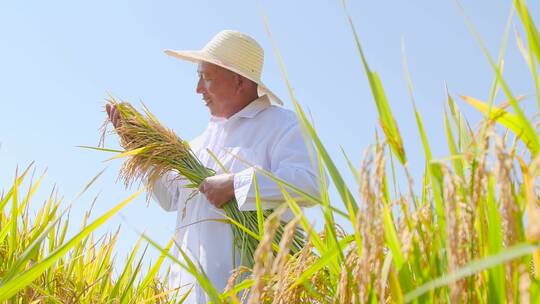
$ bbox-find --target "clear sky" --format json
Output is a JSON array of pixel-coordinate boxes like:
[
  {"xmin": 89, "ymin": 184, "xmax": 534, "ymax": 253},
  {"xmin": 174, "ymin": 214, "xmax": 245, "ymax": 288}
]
[{"xmin": 1, "ymin": 1, "xmax": 538, "ymax": 272}]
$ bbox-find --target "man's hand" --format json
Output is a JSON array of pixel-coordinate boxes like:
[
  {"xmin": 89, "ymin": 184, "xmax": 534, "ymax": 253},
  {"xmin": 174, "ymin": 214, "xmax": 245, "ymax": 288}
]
[
  {"xmin": 105, "ymin": 103, "xmax": 122, "ymax": 129},
  {"xmin": 199, "ymin": 173, "xmax": 235, "ymax": 208}
]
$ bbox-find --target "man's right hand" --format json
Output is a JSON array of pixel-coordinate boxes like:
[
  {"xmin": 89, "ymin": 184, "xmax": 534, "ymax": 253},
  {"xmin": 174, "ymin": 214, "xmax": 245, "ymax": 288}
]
[{"xmin": 105, "ymin": 103, "xmax": 122, "ymax": 129}]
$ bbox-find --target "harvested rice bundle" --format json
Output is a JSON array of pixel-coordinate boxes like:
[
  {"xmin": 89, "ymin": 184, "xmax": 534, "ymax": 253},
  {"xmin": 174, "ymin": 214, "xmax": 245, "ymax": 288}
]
[{"xmin": 101, "ymin": 97, "xmax": 304, "ymax": 267}]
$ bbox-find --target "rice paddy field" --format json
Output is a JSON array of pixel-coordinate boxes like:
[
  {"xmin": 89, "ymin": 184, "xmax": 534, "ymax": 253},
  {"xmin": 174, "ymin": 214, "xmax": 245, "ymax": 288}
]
[{"xmin": 1, "ymin": 0, "xmax": 540, "ymax": 303}]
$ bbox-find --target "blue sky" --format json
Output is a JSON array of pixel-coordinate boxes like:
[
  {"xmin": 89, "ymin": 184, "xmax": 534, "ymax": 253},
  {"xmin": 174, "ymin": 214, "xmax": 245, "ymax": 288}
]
[{"xmin": 1, "ymin": 1, "xmax": 538, "ymax": 272}]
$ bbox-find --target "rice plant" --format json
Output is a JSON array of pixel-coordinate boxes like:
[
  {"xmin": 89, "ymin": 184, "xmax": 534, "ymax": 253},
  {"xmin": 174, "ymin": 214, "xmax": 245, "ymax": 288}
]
[{"xmin": 0, "ymin": 165, "xmax": 187, "ymax": 303}]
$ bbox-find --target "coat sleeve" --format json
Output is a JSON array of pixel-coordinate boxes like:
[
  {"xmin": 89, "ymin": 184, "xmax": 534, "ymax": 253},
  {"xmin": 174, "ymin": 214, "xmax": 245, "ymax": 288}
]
[
  {"xmin": 232, "ymin": 120, "xmax": 324, "ymax": 211},
  {"xmin": 151, "ymin": 171, "xmax": 193, "ymax": 212}
]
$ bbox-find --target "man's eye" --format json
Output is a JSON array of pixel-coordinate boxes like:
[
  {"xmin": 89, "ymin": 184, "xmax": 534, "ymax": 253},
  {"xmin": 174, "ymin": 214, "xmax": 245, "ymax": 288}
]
[{"xmin": 198, "ymin": 73, "xmax": 211, "ymax": 81}]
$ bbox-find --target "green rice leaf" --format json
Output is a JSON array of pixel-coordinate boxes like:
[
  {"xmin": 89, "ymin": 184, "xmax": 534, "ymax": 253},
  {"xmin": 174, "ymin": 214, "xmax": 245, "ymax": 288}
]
[
  {"xmin": 514, "ymin": 0, "xmax": 540, "ymax": 63},
  {"xmin": 8, "ymin": 169, "xmax": 20, "ymax": 263},
  {"xmin": 460, "ymin": 95, "xmax": 539, "ymax": 154},
  {"xmin": 278, "ymin": 188, "xmax": 323, "ymax": 250},
  {"xmin": 485, "ymin": 175, "xmax": 506, "ymax": 302},
  {"xmin": 107, "ymin": 146, "xmax": 155, "ymax": 161},
  {"xmin": 290, "ymin": 235, "xmax": 354, "ymax": 289},
  {"xmin": 446, "ymin": 86, "xmax": 474, "ymax": 151},
  {"xmin": 77, "ymin": 145, "xmax": 124, "ymax": 153},
  {"xmin": 137, "ymin": 238, "xmax": 175, "ymax": 297},
  {"xmin": 111, "ymin": 237, "xmax": 144, "ymax": 298},
  {"xmin": 220, "ymin": 279, "xmax": 254, "ymax": 300},
  {"xmin": 142, "ymin": 233, "xmax": 222, "ymax": 303},
  {"xmin": 383, "ymin": 205, "xmax": 405, "ymax": 271},
  {"xmin": 410, "ymin": 98, "xmax": 431, "ymax": 162},
  {"xmin": 120, "ymin": 244, "xmax": 148, "ymax": 303},
  {"xmin": 253, "ymin": 173, "xmax": 264, "ymax": 239},
  {"xmin": 0, "ymin": 163, "xmax": 33, "ymax": 212},
  {"xmin": 340, "ymin": 146, "xmax": 361, "ymax": 185},
  {"xmin": 404, "ymin": 242, "xmax": 540, "ymax": 302},
  {"xmin": 514, "ymin": 0, "xmax": 540, "ymax": 109},
  {"xmin": 73, "ymin": 168, "xmax": 106, "ymax": 202},
  {"xmin": 343, "ymin": 2, "xmax": 406, "ymax": 165},
  {"xmin": 443, "ymin": 110, "xmax": 465, "ymax": 180}
]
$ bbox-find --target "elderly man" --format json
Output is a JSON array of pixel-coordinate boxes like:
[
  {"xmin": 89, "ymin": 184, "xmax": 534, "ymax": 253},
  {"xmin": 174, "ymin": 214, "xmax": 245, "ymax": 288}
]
[{"xmin": 107, "ymin": 30, "xmax": 322, "ymax": 303}]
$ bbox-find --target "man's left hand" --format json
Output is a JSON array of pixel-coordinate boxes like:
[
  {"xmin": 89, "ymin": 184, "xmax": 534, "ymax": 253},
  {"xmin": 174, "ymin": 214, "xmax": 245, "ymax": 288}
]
[{"xmin": 199, "ymin": 173, "xmax": 235, "ymax": 208}]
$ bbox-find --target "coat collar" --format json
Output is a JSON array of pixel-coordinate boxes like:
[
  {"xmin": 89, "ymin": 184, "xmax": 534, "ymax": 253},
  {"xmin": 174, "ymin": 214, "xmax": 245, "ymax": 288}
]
[{"xmin": 210, "ymin": 95, "xmax": 271, "ymax": 124}]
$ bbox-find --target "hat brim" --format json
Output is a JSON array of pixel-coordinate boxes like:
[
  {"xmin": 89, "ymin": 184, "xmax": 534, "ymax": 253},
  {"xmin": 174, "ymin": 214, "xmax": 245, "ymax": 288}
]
[{"xmin": 164, "ymin": 49, "xmax": 283, "ymax": 106}]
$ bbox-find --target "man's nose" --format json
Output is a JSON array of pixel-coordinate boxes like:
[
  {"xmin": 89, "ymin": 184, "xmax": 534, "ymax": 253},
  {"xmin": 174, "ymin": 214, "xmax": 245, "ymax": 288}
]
[{"xmin": 196, "ymin": 78, "xmax": 205, "ymax": 94}]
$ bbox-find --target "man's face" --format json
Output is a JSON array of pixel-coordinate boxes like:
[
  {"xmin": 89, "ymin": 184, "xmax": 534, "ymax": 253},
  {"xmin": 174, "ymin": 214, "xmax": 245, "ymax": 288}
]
[{"xmin": 196, "ymin": 62, "xmax": 239, "ymax": 117}]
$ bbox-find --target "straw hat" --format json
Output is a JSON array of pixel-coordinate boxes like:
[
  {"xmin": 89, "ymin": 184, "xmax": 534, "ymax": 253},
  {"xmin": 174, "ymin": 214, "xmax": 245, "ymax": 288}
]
[{"xmin": 164, "ymin": 30, "xmax": 283, "ymax": 105}]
